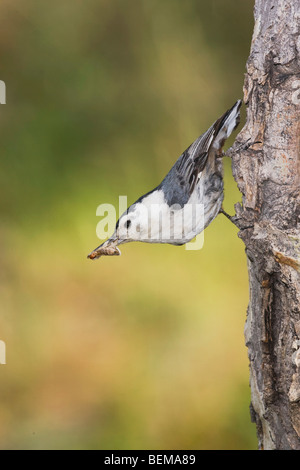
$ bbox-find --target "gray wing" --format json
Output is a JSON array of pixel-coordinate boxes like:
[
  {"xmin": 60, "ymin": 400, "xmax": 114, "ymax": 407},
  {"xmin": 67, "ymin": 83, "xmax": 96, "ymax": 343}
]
[
  {"xmin": 160, "ymin": 124, "xmax": 216, "ymax": 207},
  {"xmin": 160, "ymin": 100, "xmax": 241, "ymax": 207}
]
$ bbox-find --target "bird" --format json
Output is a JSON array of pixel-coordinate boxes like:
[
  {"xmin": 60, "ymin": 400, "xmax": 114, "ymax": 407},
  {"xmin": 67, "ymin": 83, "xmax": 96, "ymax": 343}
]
[{"xmin": 88, "ymin": 100, "xmax": 242, "ymax": 260}]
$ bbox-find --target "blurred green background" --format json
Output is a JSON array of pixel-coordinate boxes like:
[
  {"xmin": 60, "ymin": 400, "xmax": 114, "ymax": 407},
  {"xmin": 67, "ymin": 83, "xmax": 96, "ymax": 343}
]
[{"xmin": 0, "ymin": 0, "xmax": 257, "ymax": 449}]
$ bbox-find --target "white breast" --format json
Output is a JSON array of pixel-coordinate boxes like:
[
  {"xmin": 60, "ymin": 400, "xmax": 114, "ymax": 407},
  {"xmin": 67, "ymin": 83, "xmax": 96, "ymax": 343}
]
[{"xmin": 137, "ymin": 189, "xmax": 205, "ymax": 244}]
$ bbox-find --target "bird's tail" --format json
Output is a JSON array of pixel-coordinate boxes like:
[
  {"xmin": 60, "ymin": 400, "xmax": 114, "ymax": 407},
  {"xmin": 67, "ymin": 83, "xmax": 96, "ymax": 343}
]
[{"xmin": 211, "ymin": 99, "xmax": 242, "ymax": 152}]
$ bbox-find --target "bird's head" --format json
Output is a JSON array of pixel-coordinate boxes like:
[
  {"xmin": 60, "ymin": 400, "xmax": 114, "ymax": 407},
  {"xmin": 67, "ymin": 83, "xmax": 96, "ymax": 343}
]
[{"xmin": 87, "ymin": 203, "xmax": 149, "ymax": 259}]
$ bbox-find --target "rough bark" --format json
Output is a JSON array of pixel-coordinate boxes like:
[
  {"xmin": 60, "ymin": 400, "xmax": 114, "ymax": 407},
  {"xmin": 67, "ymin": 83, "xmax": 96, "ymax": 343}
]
[{"xmin": 228, "ymin": 0, "xmax": 300, "ymax": 450}]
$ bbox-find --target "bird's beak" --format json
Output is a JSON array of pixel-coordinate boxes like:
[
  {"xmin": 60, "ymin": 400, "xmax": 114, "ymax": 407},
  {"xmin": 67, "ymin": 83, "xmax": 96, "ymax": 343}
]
[{"xmin": 87, "ymin": 236, "xmax": 121, "ymax": 260}]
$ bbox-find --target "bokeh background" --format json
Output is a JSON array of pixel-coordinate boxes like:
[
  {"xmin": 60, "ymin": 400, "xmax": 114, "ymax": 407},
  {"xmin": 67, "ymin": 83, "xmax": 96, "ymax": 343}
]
[{"xmin": 0, "ymin": 0, "xmax": 257, "ymax": 449}]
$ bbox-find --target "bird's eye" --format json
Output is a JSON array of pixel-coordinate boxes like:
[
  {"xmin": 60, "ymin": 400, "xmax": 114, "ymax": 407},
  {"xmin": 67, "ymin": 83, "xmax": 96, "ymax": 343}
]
[{"xmin": 125, "ymin": 219, "xmax": 131, "ymax": 229}]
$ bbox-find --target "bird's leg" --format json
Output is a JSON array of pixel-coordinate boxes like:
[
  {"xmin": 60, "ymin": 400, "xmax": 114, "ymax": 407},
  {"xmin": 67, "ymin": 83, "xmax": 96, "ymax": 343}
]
[
  {"xmin": 219, "ymin": 207, "xmax": 239, "ymax": 227},
  {"xmin": 216, "ymin": 150, "xmax": 226, "ymax": 159},
  {"xmin": 219, "ymin": 207, "xmax": 232, "ymax": 220},
  {"xmin": 226, "ymin": 138, "xmax": 262, "ymax": 156}
]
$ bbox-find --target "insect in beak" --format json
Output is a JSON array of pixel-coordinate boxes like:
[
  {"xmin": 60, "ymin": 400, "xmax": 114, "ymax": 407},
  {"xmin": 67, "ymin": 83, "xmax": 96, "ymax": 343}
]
[{"xmin": 87, "ymin": 237, "xmax": 121, "ymax": 260}]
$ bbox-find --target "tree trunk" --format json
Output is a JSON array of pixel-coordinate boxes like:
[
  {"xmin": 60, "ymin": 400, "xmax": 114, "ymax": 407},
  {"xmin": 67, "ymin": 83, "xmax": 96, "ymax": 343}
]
[{"xmin": 228, "ymin": 0, "xmax": 300, "ymax": 450}]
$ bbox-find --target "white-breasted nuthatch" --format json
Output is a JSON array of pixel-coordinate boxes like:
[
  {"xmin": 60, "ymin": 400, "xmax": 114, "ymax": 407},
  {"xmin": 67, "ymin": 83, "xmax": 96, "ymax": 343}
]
[{"xmin": 88, "ymin": 100, "xmax": 241, "ymax": 259}]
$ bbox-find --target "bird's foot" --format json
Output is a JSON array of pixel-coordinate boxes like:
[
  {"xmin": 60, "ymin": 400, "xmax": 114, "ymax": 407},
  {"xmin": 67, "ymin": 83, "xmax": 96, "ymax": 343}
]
[{"xmin": 219, "ymin": 207, "xmax": 239, "ymax": 226}]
